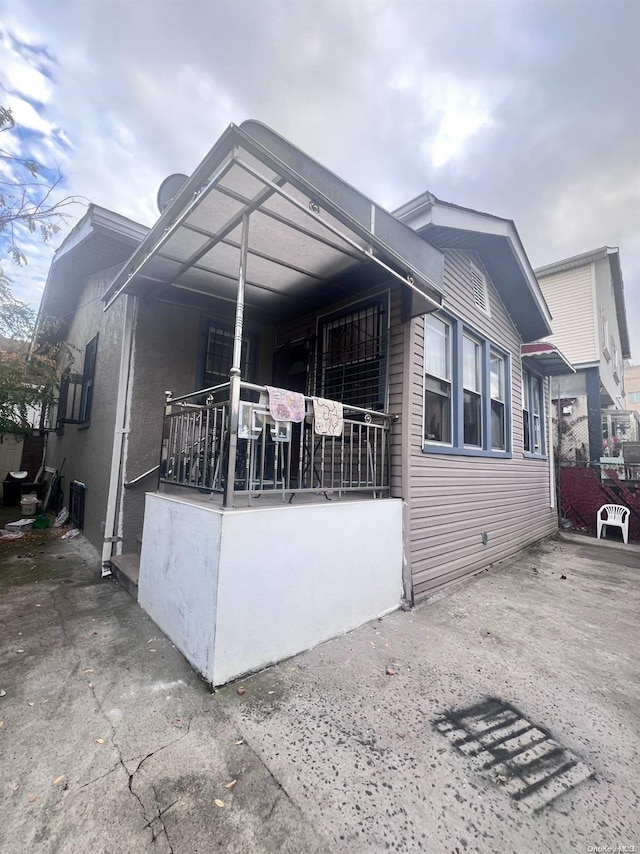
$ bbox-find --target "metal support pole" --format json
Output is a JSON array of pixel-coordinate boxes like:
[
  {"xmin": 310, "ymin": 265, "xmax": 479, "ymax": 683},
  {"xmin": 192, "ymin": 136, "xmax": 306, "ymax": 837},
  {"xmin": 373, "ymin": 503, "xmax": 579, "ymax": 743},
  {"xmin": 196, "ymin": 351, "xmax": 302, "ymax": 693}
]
[{"xmin": 224, "ymin": 213, "xmax": 250, "ymax": 507}]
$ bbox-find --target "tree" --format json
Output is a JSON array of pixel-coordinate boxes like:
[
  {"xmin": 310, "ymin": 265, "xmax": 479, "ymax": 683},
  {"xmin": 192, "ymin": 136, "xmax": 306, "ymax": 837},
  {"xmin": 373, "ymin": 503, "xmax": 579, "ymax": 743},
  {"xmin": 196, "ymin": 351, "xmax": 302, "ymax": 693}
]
[{"xmin": 0, "ymin": 105, "xmax": 80, "ymax": 433}]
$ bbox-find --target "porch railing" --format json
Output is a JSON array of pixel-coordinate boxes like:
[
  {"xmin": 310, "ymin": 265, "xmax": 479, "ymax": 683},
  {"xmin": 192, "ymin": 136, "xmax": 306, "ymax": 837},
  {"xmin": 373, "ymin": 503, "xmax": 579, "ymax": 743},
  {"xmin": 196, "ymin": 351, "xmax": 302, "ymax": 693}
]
[{"xmin": 159, "ymin": 382, "xmax": 392, "ymax": 504}]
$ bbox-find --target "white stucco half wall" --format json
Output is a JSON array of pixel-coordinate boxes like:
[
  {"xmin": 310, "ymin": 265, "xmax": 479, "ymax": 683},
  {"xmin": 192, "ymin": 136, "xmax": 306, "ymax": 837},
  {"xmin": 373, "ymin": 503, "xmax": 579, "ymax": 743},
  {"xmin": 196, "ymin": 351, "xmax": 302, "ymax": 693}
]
[
  {"xmin": 138, "ymin": 493, "xmax": 403, "ymax": 686},
  {"xmin": 138, "ymin": 494, "xmax": 222, "ymax": 682}
]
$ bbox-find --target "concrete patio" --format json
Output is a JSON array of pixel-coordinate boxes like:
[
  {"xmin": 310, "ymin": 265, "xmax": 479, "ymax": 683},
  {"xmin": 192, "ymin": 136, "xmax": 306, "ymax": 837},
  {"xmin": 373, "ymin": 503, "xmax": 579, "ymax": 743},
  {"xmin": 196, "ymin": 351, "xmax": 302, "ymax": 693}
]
[{"xmin": 1, "ymin": 522, "xmax": 639, "ymax": 853}]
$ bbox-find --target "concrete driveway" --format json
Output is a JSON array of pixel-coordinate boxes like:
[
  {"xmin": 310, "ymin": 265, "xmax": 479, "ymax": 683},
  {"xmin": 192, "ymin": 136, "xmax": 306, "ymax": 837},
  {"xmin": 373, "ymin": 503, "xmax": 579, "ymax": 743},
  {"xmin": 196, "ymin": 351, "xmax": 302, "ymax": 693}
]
[{"xmin": 1, "ymin": 526, "xmax": 639, "ymax": 853}]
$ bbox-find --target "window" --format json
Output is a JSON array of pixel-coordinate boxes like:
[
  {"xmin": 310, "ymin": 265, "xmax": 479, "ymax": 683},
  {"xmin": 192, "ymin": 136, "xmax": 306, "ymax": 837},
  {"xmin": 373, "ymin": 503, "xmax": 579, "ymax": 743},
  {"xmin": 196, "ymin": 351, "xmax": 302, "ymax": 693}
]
[
  {"xmin": 462, "ymin": 334, "xmax": 482, "ymax": 447},
  {"xmin": 629, "ymin": 391, "xmax": 640, "ymax": 404},
  {"xmin": 318, "ymin": 296, "xmax": 388, "ymax": 410},
  {"xmin": 423, "ymin": 314, "xmax": 510, "ymax": 456},
  {"xmin": 610, "ymin": 337, "xmax": 619, "ymax": 379},
  {"xmin": 490, "ymin": 350, "xmax": 506, "ymax": 450},
  {"xmin": 202, "ymin": 322, "xmax": 255, "ymax": 387},
  {"xmin": 601, "ymin": 312, "xmax": 610, "ymax": 360},
  {"xmin": 57, "ymin": 335, "xmax": 98, "ymax": 427},
  {"xmin": 522, "ymin": 369, "xmax": 544, "ymax": 455},
  {"xmin": 79, "ymin": 335, "xmax": 98, "ymax": 423},
  {"xmin": 424, "ymin": 315, "xmax": 452, "ymax": 443}
]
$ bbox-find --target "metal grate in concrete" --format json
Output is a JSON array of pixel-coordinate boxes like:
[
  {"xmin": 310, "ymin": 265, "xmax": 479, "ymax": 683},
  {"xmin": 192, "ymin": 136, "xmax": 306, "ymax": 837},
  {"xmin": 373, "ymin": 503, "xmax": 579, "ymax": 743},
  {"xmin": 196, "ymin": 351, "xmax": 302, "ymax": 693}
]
[{"xmin": 433, "ymin": 697, "xmax": 594, "ymax": 812}]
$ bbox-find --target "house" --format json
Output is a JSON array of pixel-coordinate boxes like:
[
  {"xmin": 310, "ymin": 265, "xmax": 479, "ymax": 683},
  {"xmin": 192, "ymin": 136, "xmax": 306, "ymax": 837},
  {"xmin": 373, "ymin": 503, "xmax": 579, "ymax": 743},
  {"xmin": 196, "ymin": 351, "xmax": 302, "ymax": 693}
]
[
  {"xmin": 534, "ymin": 247, "xmax": 632, "ymax": 464},
  {"xmin": 38, "ymin": 121, "xmax": 570, "ymax": 685},
  {"xmin": 625, "ymin": 363, "xmax": 640, "ymax": 418}
]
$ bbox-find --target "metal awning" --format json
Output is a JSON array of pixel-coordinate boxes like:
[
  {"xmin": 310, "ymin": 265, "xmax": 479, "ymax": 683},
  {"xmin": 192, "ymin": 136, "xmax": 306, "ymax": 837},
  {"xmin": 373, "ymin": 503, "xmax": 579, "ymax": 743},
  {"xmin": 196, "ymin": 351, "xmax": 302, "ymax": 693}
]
[
  {"xmin": 521, "ymin": 342, "xmax": 575, "ymax": 375},
  {"xmin": 103, "ymin": 121, "xmax": 444, "ymax": 320}
]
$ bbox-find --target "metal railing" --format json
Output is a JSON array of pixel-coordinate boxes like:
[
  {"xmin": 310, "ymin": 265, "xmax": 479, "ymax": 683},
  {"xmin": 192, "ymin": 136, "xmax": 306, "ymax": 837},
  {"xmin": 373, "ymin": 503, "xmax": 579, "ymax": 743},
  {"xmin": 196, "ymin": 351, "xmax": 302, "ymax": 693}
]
[{"xmin": 159, "ymin": 382, "xmax": 392, "ymax": 504}]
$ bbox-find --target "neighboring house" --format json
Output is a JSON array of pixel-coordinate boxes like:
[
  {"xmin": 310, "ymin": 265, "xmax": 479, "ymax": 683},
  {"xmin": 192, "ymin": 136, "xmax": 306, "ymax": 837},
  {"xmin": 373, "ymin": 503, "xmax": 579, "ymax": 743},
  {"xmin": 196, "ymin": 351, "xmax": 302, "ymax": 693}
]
[
  {"xmin": 625, "ymin": 363, "xmax": 640, "ymax": 418},
  {"xmin": 38, "ymin": 121, "xmax": 570, "ymax": 686},
  {"xmin": 535, "ymin": 247, "xmax": 631, "ymax": 464}
]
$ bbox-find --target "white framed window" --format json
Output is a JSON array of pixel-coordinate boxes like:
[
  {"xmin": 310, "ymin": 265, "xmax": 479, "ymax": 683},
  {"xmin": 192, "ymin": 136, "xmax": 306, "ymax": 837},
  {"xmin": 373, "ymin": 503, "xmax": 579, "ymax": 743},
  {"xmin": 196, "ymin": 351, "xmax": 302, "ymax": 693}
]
[
  {"xmin": 424, "ymin": 314, "xmax": 452, "ymax": 444},
  {"xmin": 490, "ymin": 350, "xmax": 506, "ymax": 450},
  {"xmin": 462, "ymin": 333, "xmax": 482, "ymax": 447},
  {"xmin": 523, "ymin": 369, "xmax": 544, "ymax": 455}
]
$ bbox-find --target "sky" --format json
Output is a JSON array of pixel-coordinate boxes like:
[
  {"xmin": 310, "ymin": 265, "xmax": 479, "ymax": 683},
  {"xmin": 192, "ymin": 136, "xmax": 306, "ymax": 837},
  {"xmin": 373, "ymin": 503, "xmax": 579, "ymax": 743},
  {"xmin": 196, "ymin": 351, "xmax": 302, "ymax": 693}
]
[{"xmin": 1, "ymin": 0, "xmax": 639, "ymax": 361}]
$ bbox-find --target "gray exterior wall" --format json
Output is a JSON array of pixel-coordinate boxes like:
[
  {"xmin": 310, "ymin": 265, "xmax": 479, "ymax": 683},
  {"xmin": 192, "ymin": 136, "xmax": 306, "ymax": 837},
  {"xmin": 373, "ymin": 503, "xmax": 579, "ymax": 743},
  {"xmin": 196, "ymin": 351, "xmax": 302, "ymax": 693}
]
[
  {"xmin": 46, "ymin": 267, "xmax": 127, "ymax": 556},
  {"xmin": 406, "ymin": 250, "xmax": 557, "ymax": 600},
  {"xmin": 120, "ymin": 298, "xmax": 276, "ymax": 552}
]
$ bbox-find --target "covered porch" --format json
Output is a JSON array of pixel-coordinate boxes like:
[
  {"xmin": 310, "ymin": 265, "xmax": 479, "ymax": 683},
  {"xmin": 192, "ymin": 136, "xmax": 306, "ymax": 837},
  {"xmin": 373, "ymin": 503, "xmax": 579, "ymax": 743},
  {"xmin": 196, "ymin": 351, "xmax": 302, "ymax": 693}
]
[{"xmin": 104, "ymin": 120, "xmax": 445, "ymax": 683}]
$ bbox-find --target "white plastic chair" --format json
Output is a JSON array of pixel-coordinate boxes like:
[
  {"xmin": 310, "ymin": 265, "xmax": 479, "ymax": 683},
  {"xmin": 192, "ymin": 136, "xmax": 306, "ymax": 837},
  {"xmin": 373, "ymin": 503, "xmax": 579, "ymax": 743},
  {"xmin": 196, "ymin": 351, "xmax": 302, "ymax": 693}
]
[{"xmin": 596, "ymin": 504, "xmax": 630, "ymax": 545}]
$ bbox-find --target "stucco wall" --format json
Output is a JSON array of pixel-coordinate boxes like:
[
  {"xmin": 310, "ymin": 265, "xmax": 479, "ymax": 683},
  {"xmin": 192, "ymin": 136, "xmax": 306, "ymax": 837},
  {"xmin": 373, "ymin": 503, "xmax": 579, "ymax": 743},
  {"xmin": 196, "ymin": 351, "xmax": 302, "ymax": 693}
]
[
  {"xmin": 46, "ymin": 267, "xmax": 126, "ymax": 555},
  {"xmin": 137, "ymin": 493, "xmax": 403, "ymax": 685},
  {"xmin": 121, "ymin": 298, "xmax": 276, "ymax": 553}
]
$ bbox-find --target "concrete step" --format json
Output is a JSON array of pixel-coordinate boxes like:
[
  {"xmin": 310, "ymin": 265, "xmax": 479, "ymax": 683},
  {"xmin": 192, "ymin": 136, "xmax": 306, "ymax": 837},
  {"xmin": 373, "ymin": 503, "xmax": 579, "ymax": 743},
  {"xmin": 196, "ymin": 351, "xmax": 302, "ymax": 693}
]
[{"xmin": 110, "ymin": 554, "xmax": 140, "ymax": 600}]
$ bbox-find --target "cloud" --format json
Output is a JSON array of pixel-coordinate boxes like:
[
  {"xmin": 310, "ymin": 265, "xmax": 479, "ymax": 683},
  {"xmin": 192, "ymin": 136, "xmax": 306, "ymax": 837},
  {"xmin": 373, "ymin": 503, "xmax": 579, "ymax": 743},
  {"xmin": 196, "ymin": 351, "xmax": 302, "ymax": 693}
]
[{"xmin": 0, "ymin": 0, "xmax": 638, "ymax": 359}]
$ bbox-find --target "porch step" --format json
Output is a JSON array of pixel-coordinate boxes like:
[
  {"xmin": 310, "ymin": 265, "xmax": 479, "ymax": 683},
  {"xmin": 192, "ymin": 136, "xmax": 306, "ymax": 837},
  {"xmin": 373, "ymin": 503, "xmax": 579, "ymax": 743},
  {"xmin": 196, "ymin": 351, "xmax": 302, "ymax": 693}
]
[{"xmin": 110, "ymin": 554, "xmax": 140, "ymax": 600}]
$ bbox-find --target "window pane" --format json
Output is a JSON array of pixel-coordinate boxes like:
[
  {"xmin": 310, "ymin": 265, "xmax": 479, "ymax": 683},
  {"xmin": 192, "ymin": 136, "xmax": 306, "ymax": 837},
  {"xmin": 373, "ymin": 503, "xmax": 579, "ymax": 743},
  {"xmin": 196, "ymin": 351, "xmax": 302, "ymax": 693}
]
[
  {"xmin": 463, "ymin": 335, "xmax": 480, "ymax": 392},
  {"xmin": 532, "ymin": 380, "xmax": 541, "ymax": 416},
  {"xmin": 425, "ymin": 315, "xmax": 450, "ymax": 380},
  {"xmin": 424, "ymin": 376, "xmax": 452, "ymax": 443},
  {"xmin": 523, "ymin": 408, "xmax": 531, "ymax": 451},
  {"xmin": 522, "ymin": 371, "xmax": 530, "ymax": 409},
  {"xmin": 533, "ymin": 414, "xmax": 542, "ymax": 453},
  {"xmin": 490, "ymin": 351, "xmax": 504, "ymax": 401},
  {"xmin": 463, "ymin": 390, "xmax": 482, "ymax": 446},
  {"xmin": 491, "ymin": 400, "xmax": 505, "ymax": 449}
]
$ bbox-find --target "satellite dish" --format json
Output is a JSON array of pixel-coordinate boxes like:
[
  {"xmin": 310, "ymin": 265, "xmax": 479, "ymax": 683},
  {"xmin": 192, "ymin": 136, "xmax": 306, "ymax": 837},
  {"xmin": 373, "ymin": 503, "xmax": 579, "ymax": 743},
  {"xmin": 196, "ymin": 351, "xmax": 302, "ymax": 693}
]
[{"xmin": 157, "ymin": 173, "xmax": 189, "ymax": 213}]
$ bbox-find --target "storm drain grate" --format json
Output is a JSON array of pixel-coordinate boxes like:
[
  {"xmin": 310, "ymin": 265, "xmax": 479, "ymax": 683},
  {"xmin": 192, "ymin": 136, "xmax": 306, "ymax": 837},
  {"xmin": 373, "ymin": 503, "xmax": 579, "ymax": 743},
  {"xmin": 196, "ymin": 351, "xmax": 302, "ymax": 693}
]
[{"xmin": 433, "ymin": 697, "xmax": 594, "ymax": 812}]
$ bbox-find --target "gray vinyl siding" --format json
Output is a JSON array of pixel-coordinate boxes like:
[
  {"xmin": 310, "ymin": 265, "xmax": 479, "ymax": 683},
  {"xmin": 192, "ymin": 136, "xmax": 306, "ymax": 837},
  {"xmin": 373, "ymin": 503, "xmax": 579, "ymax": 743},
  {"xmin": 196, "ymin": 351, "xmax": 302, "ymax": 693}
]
[
  {"xmin": 46, "ymin": 266, "xmax": 126, "ymax": 556},
  {"xmin": 408, "ymin": 251, "xmax": 557, "ymax": 600}
]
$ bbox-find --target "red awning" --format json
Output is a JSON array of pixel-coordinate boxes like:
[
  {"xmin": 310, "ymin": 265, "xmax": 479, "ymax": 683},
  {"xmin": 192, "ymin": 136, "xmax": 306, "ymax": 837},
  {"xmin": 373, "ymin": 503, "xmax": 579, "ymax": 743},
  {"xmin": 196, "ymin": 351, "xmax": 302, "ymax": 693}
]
[{"xmin": 521, "ymin": 342, "xmax": 575, "ymax": 376}]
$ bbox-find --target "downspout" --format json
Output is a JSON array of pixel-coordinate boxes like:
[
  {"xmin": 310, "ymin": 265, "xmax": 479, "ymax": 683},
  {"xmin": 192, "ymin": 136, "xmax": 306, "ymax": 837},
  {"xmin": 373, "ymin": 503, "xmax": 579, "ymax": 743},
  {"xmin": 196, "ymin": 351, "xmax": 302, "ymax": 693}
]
[
  {"xmin": 101, "ymin": 295, "xmax": 135, "ymax": 576},
  {"xmin": 547, "ymin": 376, "xmax": 556, "ymax": 510}
]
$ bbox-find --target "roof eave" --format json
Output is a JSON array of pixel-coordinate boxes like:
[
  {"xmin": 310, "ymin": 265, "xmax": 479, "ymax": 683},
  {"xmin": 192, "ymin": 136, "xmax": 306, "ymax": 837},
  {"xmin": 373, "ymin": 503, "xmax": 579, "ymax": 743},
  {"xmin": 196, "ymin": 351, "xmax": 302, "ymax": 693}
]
[{"xmin": 397, "ymin": 200, "xmax": 553, "ymax": 338}]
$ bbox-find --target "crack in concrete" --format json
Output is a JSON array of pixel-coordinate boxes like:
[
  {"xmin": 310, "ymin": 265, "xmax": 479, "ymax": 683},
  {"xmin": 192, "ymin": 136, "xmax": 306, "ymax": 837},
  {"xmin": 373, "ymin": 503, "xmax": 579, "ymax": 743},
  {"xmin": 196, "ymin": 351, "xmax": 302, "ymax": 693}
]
[
  {"xmin": 48, "ymin": 586, "xmax": 157, "ymax": 845},
  {"xmin": 125, "ymin": 718, "xmax": 193, "ymax": 775},
  {"xmin": 76, "ymin": 764, "xmax": 121, "ymax": 791},
  {"xmin": 149, "ymin": 784, "xmax": 176, "ymax": 852}
]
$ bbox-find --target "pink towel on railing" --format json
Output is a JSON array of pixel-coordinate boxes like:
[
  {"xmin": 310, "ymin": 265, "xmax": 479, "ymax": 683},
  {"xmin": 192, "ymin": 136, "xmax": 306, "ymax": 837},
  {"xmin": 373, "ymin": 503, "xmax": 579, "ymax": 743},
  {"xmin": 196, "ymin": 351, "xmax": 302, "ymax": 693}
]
[
  {"xmin": 313, "ymin": 397, "xmax": 344, "ymax": 437},
  {"xmin": 265, "ymin": 386, "xmax": 305, "ymax": 423}
]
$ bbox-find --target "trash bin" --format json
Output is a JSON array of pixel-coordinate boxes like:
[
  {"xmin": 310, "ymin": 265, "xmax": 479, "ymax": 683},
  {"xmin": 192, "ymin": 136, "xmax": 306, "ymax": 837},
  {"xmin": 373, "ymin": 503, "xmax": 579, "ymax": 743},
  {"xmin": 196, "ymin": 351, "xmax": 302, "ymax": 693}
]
[
  {"xmin": 3, "ymin": 471, "xmax": 29, "ymax": 507},
  {"xmin": 20, "ymin": 494, "xmax": 39, "ymax": 517}
]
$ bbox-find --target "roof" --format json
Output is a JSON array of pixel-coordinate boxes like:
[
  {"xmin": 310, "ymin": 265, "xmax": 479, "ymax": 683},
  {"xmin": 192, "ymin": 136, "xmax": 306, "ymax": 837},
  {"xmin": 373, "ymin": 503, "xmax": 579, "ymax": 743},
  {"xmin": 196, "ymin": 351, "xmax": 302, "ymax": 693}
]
[
  {"xmin": 394, "ymin": 191, "xmax": 553, "ymax": 343},
  {"xmin": 535, "ymin": 246, "xmax": 630, "ymax": 360},
  {"xmin": 35, "ymin": 206, "xmax": 148, "ymax": 339},
  {"xmin": 521, "ymin": 342, "xmax": 576, "ymax": 376},
  {"xmin": 102, "ymin": 121, "xmax": 445, "ymax": 322}
]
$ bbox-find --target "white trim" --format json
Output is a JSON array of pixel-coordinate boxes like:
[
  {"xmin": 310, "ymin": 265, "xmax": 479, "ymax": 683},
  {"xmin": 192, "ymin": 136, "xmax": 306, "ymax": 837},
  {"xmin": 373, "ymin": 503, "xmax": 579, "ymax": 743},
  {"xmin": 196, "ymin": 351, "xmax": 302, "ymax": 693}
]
[
  {"xmin": 423, "ymin": 313, "xmax": 453, "ymax": 447},
  {"xmin": 399, "ymin": 201, "xmax": 552, "ymax": 332}
]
